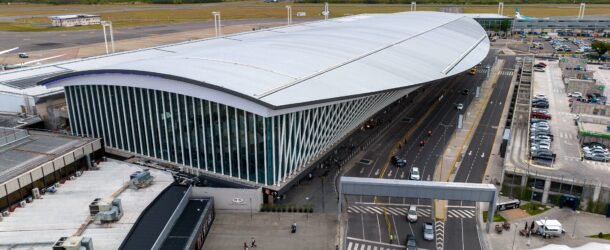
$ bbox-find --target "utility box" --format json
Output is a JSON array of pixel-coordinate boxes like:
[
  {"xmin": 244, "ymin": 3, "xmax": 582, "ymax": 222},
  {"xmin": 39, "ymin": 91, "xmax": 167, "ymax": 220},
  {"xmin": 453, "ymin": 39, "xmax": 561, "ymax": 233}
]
[{"xmin": 53, "ymin": 236, "xmax": 93, "ymax": 250}]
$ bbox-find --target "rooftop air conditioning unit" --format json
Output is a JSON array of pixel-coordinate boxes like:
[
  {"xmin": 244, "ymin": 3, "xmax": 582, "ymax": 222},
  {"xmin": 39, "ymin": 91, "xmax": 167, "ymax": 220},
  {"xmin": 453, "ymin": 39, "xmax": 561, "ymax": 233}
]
[
  {"xmin": 1, "ymin": 211, "xmax": 9, "ymax": 217},
  {"xmin": 32, "ymin": 188, "xmax": 41, "ymax": 199},
  {"xmin": 54, "ymin": 183, "xmax": 60, "ymax": 188},
  {"xmin": 75, "ymin": 171, "xmax": 82, "ymax": 177},
  {"xmin": 19, "ymin": 200, "xmax": 26, "ymax": 207},
  {"xmin": 52, "ymin": 236, "xmax": 93, "ymax": 250}
]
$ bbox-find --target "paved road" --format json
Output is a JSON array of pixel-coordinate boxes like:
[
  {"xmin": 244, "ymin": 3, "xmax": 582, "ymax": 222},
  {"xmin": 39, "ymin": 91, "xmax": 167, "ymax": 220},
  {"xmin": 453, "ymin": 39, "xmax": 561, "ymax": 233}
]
[
  {"xmin": 0, "ymin": 18, "xmax": 297, "ymax": 53},
  {"xmin": 342, "ymin": 51, "xmax": 496, "ymax": 250},
  {"xmin": 443, "ymin": 55, "xmax": 516, "ymax": 250}
]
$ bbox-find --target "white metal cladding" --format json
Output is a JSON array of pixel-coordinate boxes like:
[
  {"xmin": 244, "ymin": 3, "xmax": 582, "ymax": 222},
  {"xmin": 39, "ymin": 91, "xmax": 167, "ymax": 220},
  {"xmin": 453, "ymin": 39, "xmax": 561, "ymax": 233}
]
[
  {"xmin": 38, "ymin": 11, "xmax": 488, "ymax": 113},
  {"xmin": 65, "ymin": 84, "xmax": 415, "ymax": 186}
]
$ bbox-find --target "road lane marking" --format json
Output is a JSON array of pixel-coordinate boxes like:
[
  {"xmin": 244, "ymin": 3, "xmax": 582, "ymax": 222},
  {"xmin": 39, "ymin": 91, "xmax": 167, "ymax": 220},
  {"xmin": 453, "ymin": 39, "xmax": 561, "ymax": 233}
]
[{"xmin": 346, "ymin": 237, "xmax": 407, "ymax": 249}]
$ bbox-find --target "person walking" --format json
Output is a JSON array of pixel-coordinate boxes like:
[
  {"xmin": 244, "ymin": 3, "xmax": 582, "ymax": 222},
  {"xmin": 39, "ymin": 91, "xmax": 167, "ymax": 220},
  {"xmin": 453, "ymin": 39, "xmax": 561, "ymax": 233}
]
[
  {"xmin": 244, "ymin": 242, "xmax": 248, "ymax": 250},
  {"xmin": 251, "ymin": 238, "xmax": 257, "ymax": 248}
]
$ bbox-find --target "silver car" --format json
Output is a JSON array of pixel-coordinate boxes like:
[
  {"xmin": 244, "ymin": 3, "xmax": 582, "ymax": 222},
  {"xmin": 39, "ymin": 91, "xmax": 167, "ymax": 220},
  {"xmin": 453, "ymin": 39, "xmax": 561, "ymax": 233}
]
[{"xmin": 423, "ymin": 222, "xmax": 434, "ymax": 241}]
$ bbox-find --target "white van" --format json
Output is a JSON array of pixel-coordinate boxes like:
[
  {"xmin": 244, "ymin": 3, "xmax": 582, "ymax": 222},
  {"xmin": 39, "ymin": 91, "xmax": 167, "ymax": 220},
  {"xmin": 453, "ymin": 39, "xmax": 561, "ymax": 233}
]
[{"xmin": 534, "ymin": 219, "xmax": 565, "ymax": 238}]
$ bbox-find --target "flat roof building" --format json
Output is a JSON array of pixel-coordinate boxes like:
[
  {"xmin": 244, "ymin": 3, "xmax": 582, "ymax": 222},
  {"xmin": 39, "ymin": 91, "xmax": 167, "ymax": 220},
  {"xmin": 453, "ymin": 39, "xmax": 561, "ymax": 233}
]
[
  {"xmin": 49, "ymin": 14, "xmax": 101, "ymax": 27},
  {"xmin": 29, "ymin": 12, "xmax": 489, "ymax": 190}
]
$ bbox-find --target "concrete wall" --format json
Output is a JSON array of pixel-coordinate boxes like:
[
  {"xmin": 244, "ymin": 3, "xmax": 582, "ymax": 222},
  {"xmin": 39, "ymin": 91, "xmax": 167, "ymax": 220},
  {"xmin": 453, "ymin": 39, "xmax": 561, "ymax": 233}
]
[
  {"xmin": 565, "ymin": 79, "xmax": 602, "ymax": 96},
  {"xmin": 571, "ymin": 102, "xmax": 610, "ymax": 117},
  {"xmin": 192, "ymin": 187, "xmax": 262, "ymax": 212},
  {"xmin": 34, "ymin": 94, "xmax": 68, "ymax": 130}
]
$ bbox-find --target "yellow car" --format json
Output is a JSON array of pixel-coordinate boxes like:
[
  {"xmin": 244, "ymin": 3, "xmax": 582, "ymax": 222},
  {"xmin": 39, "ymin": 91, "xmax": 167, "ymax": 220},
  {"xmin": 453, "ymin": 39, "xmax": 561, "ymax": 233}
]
[{"xmin": 469, "ymin": 67, "xmax": 477, "ymax": 75}]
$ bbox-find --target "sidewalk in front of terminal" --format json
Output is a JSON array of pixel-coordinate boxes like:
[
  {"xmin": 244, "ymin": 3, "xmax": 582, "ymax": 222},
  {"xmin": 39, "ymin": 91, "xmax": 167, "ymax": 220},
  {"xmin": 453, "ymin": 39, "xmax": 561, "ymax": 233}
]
[{"xmin": 203, "ymin": 212, "xmax": 337, "ymax": 250}]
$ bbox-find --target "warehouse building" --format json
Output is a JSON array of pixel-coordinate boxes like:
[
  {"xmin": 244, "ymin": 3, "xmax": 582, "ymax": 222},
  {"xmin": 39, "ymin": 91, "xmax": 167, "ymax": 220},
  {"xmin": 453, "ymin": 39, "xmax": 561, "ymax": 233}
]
[{"xmin": 21, "ymin": 11, "xmax": 490, "ymax": 189}]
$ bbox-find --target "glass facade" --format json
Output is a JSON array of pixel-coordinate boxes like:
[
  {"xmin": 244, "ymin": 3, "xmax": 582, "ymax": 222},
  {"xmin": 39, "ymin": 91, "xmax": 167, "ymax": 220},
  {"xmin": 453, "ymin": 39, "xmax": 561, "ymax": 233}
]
[
  {"xmin": 474, "ymin": 18, "xmax": 513, "ymax": 33},
  {"xmin": 65, "ymin": 84, "xmax": 405, "ymax": 186}
]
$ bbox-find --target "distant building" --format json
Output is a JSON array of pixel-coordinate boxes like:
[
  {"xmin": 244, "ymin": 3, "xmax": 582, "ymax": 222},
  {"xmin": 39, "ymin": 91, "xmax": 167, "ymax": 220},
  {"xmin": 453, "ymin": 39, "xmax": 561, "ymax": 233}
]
[{"xmin": 49, "ymin": 14, "xmax": 101, "ymax": 27}]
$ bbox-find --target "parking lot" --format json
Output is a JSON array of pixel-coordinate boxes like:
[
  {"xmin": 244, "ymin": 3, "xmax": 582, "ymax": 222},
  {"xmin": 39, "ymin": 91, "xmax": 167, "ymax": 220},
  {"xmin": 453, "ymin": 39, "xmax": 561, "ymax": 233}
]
[{"xmin": 529, "ymin": 59, "xmax": 610, "ymax": 178}]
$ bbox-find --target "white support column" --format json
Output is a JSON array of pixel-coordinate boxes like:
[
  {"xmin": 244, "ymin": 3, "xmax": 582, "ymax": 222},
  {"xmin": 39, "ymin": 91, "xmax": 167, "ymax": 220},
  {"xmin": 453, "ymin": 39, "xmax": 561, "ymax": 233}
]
[
  {"xmin": 200, "ymin": 99, "xmax": 209, "ymax": 171},
  {"xmin": 126, "ymin": 88, "xmax": 137, "ymax": 153},
  {"xmin": 208, "ymin": 102, "xmax": 216, "ymax": 172},
  {"xmin": 184, "ymin": 96, "xmax": 192, "ymax": 167},
  {"xmin": 243, "ymin": 110, "xmax": 249, "ymax": 181},
  {"xmin": 253, "ymin": 113, "xmax": 259, "ymax": 183},
  {"xmin": 134, "ymin": 89, "xmax": 144, "ymax": 154},
  {"xmin": 101, "ymin": 21, "xmax": 115, "ymax": 54},
  {"xmin": 216, "ymin": 103, "xmax": 224, "ymax": 175},
  {"xmin": 100, "ymin": 86, "xmax": 112, "ymax": 147},
  {"xmin": 154, "ymin": 91, "xmax": 162, "ymax": 159},
  {"xmin": 411, "ymin": 1, "xmax": 416, "ymax": 11},
  {"xmin": 176, "ymin": 95, "xmax": 185, "ymax": 164},
  {"xmin": 161, "ymin": 92, "xmax": 170, "ymax": 161},
  {"xmin": 120, "ymin": 87, "xmax": 130, "ymax": 151},
  {"xmin": 192, "ymin": 98, "xmax": 200, "ymax": 169},
  {"xmin": 170, "ymin": 94, "xmax": 178, "ymax": 162},
  {"xmin": 234, "ymin": 108, "xmax": 241, "ymax": 179},
  {"xmin": 263, "ymin": 117, "xmax": 267, "ymax": 185},
  {"xmin": 140, "ymin": 88, "xmax": 150, "ymax": 156},
  {"xmin": 225, "ymin": 106, "xmax": 232, "ymax": 177},
  {"xmin": 113, "ymin": 87, "xmax": 123, "ymax": 149},
  {"xmin": 147, "ymin": 90, "xmax": 156, "ymax": 157}
]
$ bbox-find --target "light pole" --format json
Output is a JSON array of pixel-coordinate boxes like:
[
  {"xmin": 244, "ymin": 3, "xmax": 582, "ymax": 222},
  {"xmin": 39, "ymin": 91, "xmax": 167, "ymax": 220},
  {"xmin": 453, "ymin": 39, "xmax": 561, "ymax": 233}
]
[
  {"xmin": 322, "ymin": 2, "xmax": 329, "ymax": 20},
  {"xmin": 212, "ymin": 11, "xmax": 221, "ymax": 36},
  {"xmin": 285, "ymin": 5, "xmax": 292, "ymax": 25},
  {"xmin": 410, "ymin": 1, "xmax": 416, "ymax": 11},
  {"xmin": 572, "ymin": 210, "xmax": 580, "ymax": 237},
  {"xmin": 101, "ymin": 21, "xmax": 115, "ymax": 54},
  {"xmin": 512, "ymin": 222, "xmax": 519, "ymax": 249}
]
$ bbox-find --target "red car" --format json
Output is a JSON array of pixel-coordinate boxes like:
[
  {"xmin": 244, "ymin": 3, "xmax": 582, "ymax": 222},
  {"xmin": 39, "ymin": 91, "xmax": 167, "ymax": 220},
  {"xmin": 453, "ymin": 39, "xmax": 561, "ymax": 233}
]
[
  {"xmin": 536, "ymin": 62, "xmax": 547, "ymax": 67},
  {"xmin": 531, "ymin": 112, "xmax": 551, "ymax": 120}
]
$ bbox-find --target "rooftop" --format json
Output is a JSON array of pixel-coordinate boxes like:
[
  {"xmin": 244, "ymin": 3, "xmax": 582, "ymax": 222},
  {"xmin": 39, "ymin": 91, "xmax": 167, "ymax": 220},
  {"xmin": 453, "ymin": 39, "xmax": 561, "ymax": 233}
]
[
  {"xmin": 0, "ymin": 130, "xmax": 93, "ymax": 184},
  {"xmin": 0, "ymin": 161, "xmax": 174, "ymax": 250},
  {"xmin": 0, "ymin": 11, "xmax": 489, "ymax": 114}
]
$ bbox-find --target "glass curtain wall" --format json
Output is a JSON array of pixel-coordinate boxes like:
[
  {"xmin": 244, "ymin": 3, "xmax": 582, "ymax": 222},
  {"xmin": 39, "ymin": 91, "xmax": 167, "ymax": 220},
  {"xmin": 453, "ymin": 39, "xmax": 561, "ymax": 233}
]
[{"xmin": 65, "ymin": 85, "xmax": 403, "ymax": 186}]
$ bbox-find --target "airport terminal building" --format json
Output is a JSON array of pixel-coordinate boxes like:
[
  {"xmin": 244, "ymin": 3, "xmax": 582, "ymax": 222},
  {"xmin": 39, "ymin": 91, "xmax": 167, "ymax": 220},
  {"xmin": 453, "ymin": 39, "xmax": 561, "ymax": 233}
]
[{"xmin": 35, "ymin": 12, "xmax": 489, "ymax": 188}]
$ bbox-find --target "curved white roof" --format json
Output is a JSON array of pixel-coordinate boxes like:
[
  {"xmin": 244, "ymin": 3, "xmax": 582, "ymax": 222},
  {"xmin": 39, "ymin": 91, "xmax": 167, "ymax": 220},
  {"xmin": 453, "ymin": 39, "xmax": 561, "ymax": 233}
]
[{"xmin": 39, "ymin": 11, "xmax": 489, "ymax": 111}]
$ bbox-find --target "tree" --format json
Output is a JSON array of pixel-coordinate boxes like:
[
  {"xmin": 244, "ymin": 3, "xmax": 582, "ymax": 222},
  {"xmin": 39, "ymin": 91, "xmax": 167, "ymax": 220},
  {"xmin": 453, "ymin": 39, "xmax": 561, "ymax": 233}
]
[{"xmin": 591, "ymin": 40, "xmax": 610, "ymax": 57}]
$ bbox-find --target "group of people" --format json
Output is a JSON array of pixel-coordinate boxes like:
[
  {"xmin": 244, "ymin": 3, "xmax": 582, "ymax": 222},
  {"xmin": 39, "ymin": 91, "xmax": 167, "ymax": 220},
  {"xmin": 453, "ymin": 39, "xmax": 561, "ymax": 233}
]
[{"xmin": 243, "ymin": 238, "xmax": 256, "ymax": 250}]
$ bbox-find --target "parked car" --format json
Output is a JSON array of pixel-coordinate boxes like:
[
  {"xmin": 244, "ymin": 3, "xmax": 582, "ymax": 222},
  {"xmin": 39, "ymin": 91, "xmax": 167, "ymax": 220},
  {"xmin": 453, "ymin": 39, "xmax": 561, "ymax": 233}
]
[
  {"xmin": 599, "ymin": 65, "xmax": 610, "ymax": 70},
  {"xmin": 456, "ymin": 103, "xmax": 463, "ymax": 110},
  {"xmin": 18, "ymin": 53, "xmax": 29, "ymax": 58},
  {"xmin": 423, "ymin": 222, "xmax": 434, "ymax": 241},
  {"xmin": 531, "ymin": 150, "xmax": 555, "ymax": 161},
  {"xmin": 406, "ymin": 234, "xmax": 417, "ymax": 250},
  {"xmin": 407, "ymin": 206, "xmax": 418, "ymax": 222},
  {"xmin": 462, "ymin": 89, "xmax": 470, "ymax": 95},
  {"xmin": 534, "ymin": 219, "xmax": 565, "ymax": 238},
  {"xmin": 534, "ymin": 68, "xmax": 545, "ymax": 72},
  {"xmin": 568, "ymin": 92, "xmax": 583, "ymax": 98},
  {"xmin": 531, "ymin": 113, "xmax": 551, "ymax": 120},
  {"xmin": 410, "ymin": 167, "xmax": 420, "ymax": 181}
]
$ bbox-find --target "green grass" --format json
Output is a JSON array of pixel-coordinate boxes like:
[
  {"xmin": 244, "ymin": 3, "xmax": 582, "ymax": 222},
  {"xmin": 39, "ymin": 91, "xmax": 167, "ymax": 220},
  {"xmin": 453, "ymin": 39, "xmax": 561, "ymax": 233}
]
[
  {"xmin": 483, "ymin": 211, "xmax": 506, "ymax": 222},
  {"xmin": 587, "ymin": 233, "xmax": 610, "ymax": 240},
  {"xmin": 520, "ymin": 203, "xmax": 550, "ymax": 216}
]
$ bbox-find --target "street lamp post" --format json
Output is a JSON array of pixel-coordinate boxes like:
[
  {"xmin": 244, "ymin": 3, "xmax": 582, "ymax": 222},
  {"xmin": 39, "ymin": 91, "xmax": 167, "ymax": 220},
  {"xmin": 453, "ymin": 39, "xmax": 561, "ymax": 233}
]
[
  {"xmin": 285, "ymin": 6, "xmax": 292, "ymax": 25},
  {"xmin": 101, "ymin": 21, "xmax": 115, "ymax": 54},
  {"xmin": 572, "ymin": 210, "xmax": 580, "ymax": 237},
  {"xmin": 212, "ymin": 11, "xmax": 221, "ymax": 36},
  {"xmin": 512, "ymin": 222, "xmax": 519, "ymax": 249}
]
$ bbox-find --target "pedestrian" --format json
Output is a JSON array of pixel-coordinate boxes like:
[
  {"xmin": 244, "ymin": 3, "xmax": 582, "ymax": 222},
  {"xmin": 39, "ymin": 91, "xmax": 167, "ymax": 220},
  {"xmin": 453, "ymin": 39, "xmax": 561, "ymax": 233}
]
[
  {"xmin": 244, "ymin": 242, "xmax": 248, "ymax": 250},
  {"xmin": 251, "ymin": 238, "xmax": 257, "ymax": 248}
]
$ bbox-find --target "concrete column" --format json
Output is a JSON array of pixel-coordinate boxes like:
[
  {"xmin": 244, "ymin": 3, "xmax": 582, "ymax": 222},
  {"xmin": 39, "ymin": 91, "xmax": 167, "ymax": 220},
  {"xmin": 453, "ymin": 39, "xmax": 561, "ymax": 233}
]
[
  {"xmin": 85, "ymin": 153, "xmax": 92, "ymax": 169},
  {"xmin": 541, "ymin": 177, "xmax": 551, "ymax": 203},
  {"xmin": 520, "ymin": 174, "xmax": 528, "ymax": 187},
  {"xmin": 592, "ymin": 182, "xmax": 601, "ymax": 202}
]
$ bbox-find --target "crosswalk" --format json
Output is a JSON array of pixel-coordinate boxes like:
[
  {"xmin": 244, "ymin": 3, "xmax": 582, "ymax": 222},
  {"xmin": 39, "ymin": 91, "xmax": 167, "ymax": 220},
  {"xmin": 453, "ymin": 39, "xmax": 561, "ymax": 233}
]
[
  {"xmin": 557, "ymin": 132, "xmax": 576, "ymax": 140},
  {"xmin": 557, "ymin": 156, "xmax": 610, "ymax": 171},
  {"xmin": 346, "ymin": 241, "xmax": 404, "ymax": 250},
  {"xmin": 347, "ymin": 205, "xmax": 431, "ymax": 217},
  {"xmin": 446, "ymin": 209, "xmax": 475, "ymax": 219},
  {"xmin": 500, "ymin": 70, "xmax": 514, "ymax": 76}
]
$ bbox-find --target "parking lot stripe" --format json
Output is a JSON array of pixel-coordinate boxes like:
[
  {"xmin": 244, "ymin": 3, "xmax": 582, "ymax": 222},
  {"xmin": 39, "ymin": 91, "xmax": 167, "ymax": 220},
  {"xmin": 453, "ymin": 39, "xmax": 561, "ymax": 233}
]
[{"xmin": 368, "ymin": 206, "xmax": 384, "ymax": 214}]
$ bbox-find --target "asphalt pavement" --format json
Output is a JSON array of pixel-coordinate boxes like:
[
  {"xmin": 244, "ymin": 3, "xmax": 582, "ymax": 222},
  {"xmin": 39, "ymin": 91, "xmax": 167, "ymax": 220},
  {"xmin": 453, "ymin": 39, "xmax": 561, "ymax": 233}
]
[
  {"xmin": 342, "ymin": 52, "xmax": 497, "ymax": 250},
  {"xmin": 443, "ymin": 55, "xmax": 516, "ymax": 250}
]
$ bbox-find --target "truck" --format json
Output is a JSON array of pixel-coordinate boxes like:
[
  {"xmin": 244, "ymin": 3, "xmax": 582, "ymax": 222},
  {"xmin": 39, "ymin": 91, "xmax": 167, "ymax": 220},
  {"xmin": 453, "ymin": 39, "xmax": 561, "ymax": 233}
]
[{"xmin": 534, "ymin": 219, "xmax": 565, "ymax": 238}]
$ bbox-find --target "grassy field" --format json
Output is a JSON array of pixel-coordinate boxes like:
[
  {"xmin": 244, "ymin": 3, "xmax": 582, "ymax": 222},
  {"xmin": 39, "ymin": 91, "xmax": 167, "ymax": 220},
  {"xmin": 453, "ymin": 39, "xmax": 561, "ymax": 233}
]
[
  {"xmin": 587, "ymin": 233, "xmax": 610, "ymax": 240},
  {"xmin": 0, "ymin": 2, "xmax": 609, "ymax": 32},
  {"xmin": 483, "ymin": 211, "xmax": 506, "ymax": 222},
  {"xmin": 520, "ymin": 202, "xmax": 550, "ymax": 216},
  {"xmin": 463, "ymin": 5, "xmax": 610, "ymax": 17},
  {"xmin": 0, "ymin": 4, "xmax": 438, "ymax": 31}
]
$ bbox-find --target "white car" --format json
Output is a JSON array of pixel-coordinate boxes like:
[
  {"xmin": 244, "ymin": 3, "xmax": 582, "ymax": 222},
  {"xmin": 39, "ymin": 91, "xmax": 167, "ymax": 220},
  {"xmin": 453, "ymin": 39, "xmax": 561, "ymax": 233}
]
[
  {"xmin": 568, "ymin": 92, "xmax": 582, "ymax": 98},
  {"xmin": 456, "ymin": 103, "xmax": 463, "ymax": 110},
  {"xmin": 410, "ymin": 167, "xmax": 420, "ymax": 181},
  {"xmin": 407, "ymin": 206, "xmax": 418, "ymax": 222}
]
